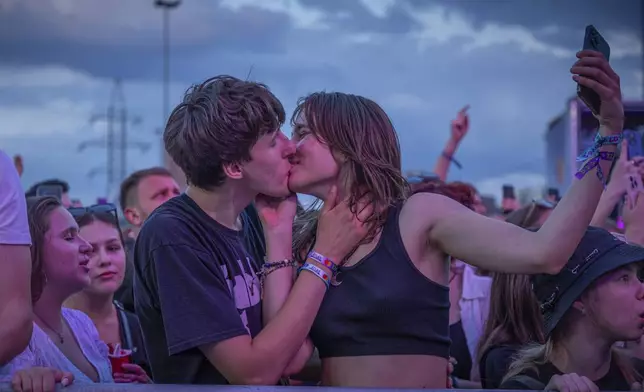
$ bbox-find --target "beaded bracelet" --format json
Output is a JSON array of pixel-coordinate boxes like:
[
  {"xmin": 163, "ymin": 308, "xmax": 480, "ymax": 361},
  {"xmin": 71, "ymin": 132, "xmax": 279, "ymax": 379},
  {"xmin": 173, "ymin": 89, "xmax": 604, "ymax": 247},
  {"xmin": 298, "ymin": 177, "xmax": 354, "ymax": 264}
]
[
  {"xmin": 307, "ymin": 251, "xmax": 338, "ymax": 275},
  {"xmin": 298, "ymin": 262, "xmax": 331, "ymax": 289},
  {"xmin": 257, "ymin": 259, "xmax": 298, "ymax": 290},
  {"xmin": 575, "ymin": 133, "xmax": 621, "ymax": 188}
]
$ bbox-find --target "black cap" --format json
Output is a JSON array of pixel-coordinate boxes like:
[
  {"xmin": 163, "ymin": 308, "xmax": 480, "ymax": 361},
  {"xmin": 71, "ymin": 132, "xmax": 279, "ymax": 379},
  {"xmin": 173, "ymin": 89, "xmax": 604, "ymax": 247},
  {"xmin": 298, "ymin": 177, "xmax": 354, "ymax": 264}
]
[{"xmin": 532, "ymin": 226, "xmax": 644, "ymax": 337}]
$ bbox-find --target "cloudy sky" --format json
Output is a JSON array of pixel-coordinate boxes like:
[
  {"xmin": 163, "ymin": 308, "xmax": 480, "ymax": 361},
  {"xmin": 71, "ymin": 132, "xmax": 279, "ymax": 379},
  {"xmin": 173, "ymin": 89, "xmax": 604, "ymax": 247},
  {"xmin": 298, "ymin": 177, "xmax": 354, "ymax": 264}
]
[{"xmin": 0, "ymin": 0, "xmax": 641, "ymax": 204}]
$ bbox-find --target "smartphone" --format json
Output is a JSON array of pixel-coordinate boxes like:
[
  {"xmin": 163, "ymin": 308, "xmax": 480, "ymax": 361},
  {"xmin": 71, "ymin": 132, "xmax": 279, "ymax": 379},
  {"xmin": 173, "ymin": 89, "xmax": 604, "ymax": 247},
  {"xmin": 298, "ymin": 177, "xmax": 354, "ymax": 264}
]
[
  {"xmin": 623, "ymin": 129, "xmax": 643, "ymax": 159},
  {"xmin": 547, "ymin": 187, "xmax": 560, "ymax": 202},
  {"xmin": 577, "ymin": 25, "xmax": 611, "ymax": 116},
  {"xmin": 626, "ymin": 170, "xmax": 644, "ymax": 209},
  {"xmin": 502, "ymin": 185, "xmax": 516, "ymax": 200},
  {"xmin": 36, "ymin": 184, "xmax": 63, "ymax": 200}
]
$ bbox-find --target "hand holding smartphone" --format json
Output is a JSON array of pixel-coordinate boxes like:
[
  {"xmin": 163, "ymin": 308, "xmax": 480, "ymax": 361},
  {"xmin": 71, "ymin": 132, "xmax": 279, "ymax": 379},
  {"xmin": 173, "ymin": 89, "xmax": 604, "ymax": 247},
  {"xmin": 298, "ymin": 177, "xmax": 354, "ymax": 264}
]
[
  {"xmin": 577, "ymin": 25, "xmax": 611, "ymax": 116},
  {"xmin": 547, "ymin": 188, "xmax": 560, "ymax": 203},
  {"xmin": 502, "ymin": 185, "xmax": 515, "ymax": 200},
  {"xmin": 501, "ymin": 184, "xmax": 518, "ymax": 214}
]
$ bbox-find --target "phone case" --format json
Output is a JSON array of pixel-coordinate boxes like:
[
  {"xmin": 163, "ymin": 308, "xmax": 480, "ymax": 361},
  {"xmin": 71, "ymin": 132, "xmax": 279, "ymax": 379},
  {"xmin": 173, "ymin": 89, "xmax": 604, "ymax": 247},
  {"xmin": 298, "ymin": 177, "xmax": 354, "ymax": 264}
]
[
  {"xmin": 577, "ymin": 25, "xmax": 611, "ymax": 116},
  {"xmin": 626, "ymin": 170, "xmax": 644, "ymax": 209}
]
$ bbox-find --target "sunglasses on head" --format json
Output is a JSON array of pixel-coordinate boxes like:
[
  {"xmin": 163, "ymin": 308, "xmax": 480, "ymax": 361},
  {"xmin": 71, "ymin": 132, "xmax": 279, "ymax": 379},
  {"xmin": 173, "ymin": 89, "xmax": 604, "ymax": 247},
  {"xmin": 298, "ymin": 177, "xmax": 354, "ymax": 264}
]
[{"xmin": 68, "ymin": 203, "xmax": 118, "ymax": 219}]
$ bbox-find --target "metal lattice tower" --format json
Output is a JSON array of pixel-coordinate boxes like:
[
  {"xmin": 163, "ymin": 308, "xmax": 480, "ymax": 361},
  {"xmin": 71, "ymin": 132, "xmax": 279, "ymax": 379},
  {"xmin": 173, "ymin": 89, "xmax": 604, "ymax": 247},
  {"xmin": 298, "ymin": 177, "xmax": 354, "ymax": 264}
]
[{"xmin": 79, "ymin": 79, "xmax": 150, "ymax": 197}]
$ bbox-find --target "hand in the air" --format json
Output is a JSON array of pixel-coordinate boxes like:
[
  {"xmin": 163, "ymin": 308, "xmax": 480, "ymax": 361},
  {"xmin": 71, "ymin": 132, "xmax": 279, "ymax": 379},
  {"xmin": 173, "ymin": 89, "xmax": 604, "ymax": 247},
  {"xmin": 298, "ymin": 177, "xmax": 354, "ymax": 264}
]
[
  {"xmin": 571, "ymin": 50, "xmax": 623, "ymax": 135},
  {"xmin": 450, "ymin": 105, "xmax": 470, "ymax": 144}
]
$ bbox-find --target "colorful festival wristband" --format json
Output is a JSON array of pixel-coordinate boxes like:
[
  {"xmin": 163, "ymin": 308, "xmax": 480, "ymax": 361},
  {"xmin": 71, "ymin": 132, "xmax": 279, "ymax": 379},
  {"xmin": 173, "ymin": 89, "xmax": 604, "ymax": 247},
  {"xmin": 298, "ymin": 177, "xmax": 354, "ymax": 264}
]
[
  {"xmin": 298, "ymin": 262, "xmax": 331, "ymax": 288},
  {"xmin": 307, "ymin": 251, "xmax": 338, "ymax": 274},
  {"xmin": 575, "ymin": 133, "xmax": 621, "ymax": 188},
  {"xmin": 442, "ymin": 151, "xmax": 462, "ymax": 169}
]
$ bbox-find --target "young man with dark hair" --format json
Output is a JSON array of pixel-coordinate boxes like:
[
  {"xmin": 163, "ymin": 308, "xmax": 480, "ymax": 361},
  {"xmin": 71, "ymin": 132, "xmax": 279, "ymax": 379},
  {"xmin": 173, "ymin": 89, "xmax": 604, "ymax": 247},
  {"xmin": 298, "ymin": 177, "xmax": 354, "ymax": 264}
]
[{"xmin": 133, "ymin": 76, "xmax": 367, "ymax": 385}]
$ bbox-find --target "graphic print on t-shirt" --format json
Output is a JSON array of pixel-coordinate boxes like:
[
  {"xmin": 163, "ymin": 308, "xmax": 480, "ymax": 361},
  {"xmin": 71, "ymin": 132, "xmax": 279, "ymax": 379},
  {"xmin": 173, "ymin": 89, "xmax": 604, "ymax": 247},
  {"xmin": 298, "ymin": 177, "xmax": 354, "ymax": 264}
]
[{"xmin": 220, "ymin": 256, "xmax": 261, "ymax": 334}]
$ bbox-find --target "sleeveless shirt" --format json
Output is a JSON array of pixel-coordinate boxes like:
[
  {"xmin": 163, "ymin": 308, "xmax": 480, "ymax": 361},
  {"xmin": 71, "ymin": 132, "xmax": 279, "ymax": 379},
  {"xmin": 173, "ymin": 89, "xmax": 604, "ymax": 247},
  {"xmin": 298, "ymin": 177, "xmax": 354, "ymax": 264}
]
[{"xmin": 309, "ymin": 203, "xmax": 451, "ymax": 358}]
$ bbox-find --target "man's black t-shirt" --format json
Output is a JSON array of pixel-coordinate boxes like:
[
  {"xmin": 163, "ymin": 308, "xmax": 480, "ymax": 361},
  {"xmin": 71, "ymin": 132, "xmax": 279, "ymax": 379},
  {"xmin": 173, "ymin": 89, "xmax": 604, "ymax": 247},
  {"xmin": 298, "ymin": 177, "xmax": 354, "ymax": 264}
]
[
  {"xmin": 133, "ymin": 194, "xmax": 263, "ymax": 384},
  {"xmin": 500, "ymin": 355, "xmax": 644, "ymax": 390}
]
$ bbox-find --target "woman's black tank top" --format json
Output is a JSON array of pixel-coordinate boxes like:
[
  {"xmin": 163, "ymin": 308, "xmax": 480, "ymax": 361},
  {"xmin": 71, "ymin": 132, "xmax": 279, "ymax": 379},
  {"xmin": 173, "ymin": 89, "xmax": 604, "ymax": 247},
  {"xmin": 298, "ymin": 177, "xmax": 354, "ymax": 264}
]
[{"xmin": 309, "ymin": 203, "xmax": 451, "ymax": 358}]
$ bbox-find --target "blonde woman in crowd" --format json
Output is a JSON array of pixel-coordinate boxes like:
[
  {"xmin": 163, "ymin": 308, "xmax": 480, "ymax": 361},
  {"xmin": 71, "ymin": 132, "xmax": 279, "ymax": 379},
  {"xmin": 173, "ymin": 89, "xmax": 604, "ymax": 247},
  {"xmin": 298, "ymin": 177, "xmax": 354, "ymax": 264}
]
[{"xmin": 501, "ymin": 227, "xmax": 644, "ymax": 391}]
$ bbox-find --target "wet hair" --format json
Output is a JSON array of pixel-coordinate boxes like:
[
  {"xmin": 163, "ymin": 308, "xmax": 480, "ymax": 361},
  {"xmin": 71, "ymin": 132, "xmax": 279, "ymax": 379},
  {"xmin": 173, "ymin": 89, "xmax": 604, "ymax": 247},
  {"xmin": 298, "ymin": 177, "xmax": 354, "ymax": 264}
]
[
  {"xmin": 26, "ymin": 196, "xmax": 63, "ymax": 302},
  {"xmin": 164, "ymin": 75, "xmax": 285, "ymax": 190},
  {"xmin": 291, "ymin": 92, "xmax": 408, "ymax": 261},
  {"xmin": 119, "ymin": 167, "xmax": 173, "ymax": 211}
]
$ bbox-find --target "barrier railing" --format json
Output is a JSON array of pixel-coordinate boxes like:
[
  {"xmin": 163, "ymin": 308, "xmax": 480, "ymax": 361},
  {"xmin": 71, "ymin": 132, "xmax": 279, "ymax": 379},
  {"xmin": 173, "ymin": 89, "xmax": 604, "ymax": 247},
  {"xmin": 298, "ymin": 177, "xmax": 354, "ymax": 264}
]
[
  {"xmin": 0, "ymin": 386, "xmax": 596, "ymax": 392},
  {"xmin": 0, "ymin": 385, "xmax": 477, "ymax": 392}
]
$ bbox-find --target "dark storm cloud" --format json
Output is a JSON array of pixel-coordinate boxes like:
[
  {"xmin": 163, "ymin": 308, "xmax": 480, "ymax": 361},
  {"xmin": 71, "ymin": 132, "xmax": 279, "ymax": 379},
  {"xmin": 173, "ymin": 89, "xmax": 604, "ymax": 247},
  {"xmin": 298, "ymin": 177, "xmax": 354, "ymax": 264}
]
[
  {"xmin": 0, "ymin": 0, "xmax": 292, "ymax": 82},
  {"xmin": 1, "ymin": 133, "xmax": 163, "ymax": 202},
  {"xmin": 408, "ymin": 0, "xmax": 641, "ymax": 64},
  {"xmin": 1, "ymin": 0, "xmax": 641, "ymax": 204},
  {"xmin": 299, "ymin": 0, "xmax": 416, "ymax": 34},
  {"xmin": 423, "ymin": 0, "xmax": 638, "ymax": 33}
]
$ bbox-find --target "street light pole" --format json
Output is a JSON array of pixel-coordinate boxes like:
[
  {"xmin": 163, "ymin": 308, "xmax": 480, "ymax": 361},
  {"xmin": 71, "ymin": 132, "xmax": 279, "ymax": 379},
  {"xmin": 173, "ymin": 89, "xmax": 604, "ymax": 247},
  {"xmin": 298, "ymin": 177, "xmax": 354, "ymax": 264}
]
[{"xmin": 154, "ymin": 0, "xmax": 184, "ymax": 187}]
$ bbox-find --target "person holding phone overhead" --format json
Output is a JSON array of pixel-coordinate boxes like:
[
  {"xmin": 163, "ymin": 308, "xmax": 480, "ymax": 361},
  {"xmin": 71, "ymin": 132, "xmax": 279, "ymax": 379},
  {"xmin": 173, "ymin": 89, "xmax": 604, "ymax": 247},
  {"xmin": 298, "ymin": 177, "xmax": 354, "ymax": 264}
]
[{"xmin": 277, "ymin": 32, "xmax": 624, "ymax": 387}]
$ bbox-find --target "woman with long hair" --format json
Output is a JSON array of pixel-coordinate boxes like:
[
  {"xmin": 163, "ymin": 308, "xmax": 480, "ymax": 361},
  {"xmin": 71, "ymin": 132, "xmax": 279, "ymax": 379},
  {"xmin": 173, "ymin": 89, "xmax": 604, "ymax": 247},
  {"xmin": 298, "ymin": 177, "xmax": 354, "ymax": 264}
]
[
  {"xmin": 475, "ymin": 198, "xmax": 556, "ymax": 389},
  {"xmin": 500, "ymin": 227, "xmax": 644, "ymax": 391},
  {"xmin": 64, "ymin": 204, "xmax": 150, "ymax": 379},
  {"xmin": 268, "ymin": 51, "xmax": 623, "ymax": 388},
  {"xmin": 477, "ymin": 273, "xmax": 545, "ymax": 389},
  {"xmin": 0, "ymin": 197, "xmax": 148, "ymax": 391}
]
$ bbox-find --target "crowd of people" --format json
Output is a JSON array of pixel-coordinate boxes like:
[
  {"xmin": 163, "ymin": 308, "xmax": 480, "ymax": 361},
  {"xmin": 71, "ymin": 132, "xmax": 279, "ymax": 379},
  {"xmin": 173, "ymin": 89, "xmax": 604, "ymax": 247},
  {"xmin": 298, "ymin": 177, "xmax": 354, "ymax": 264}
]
[{"xmin": 0, "ymin": 48, "xmax": 642, "ymax": 392}]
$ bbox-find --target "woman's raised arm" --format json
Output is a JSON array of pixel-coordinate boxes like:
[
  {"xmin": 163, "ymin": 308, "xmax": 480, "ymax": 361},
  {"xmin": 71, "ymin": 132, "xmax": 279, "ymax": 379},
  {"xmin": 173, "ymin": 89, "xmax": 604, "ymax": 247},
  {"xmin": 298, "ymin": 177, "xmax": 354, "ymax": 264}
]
[{"xmin": 413, "ymin": 51, "xmax": 623, "ymax": 274}]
